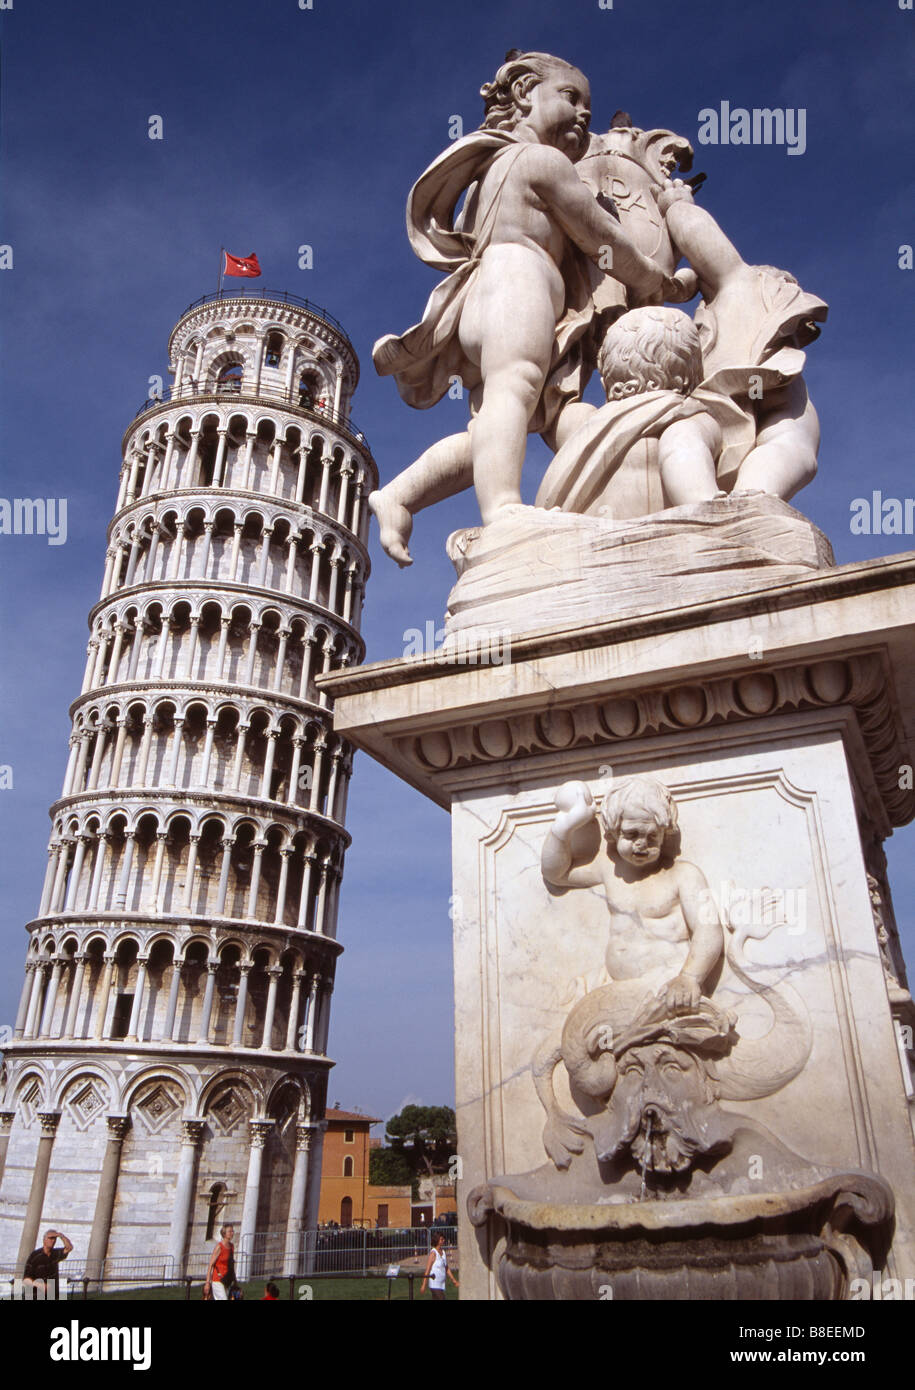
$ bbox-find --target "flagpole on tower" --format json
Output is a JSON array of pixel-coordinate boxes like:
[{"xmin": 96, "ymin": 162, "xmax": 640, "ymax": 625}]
[{"xmin": 217, "ymin": 247, "xmax": 224, "ymax": 297}]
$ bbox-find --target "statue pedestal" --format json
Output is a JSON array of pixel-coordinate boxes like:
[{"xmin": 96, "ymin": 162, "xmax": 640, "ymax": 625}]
[
  {"xmin": 443, "ymin": 494, "xmax": 833, "ymax": 643},
  {"xmin": 323, "ymin": 549, "xmax": 915, "ymax": 1299}
]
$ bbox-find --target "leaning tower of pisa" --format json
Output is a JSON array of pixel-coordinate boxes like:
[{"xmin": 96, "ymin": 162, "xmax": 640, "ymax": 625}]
[{"xmin": 0, "ymin": 289, "xmax": 375, "ymax": 1281}]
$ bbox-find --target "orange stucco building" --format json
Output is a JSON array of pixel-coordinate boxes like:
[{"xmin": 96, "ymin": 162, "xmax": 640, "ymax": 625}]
[{"xmin": 318, "ymin": 1107, "xmax": 412, "ymax": 1228}]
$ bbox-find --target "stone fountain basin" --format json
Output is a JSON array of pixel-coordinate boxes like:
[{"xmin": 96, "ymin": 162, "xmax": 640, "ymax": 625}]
[{"xmin": 470, "ymin": 1171, "xmax": 892, "ymax": 1300}]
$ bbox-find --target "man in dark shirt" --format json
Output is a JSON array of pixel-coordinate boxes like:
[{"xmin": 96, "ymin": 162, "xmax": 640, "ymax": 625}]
[{"xmin": 23, "ymin": 1229, "xmax": 73, "ymax": 1297}]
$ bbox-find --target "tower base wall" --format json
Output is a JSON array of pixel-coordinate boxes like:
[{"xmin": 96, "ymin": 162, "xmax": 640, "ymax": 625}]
[{"xmin": 0, "ymin": 1049, "xmax": 326, "ymax": 1283}]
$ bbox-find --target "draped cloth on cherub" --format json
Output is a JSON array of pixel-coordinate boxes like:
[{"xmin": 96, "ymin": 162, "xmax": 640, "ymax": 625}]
[
  {"xmin": 537, "ymin": 266, "xmax": 828, "ymax": 512},
  {"xmin": 372, "ymin": 129, "xmax": 600, "ymax": 435}
]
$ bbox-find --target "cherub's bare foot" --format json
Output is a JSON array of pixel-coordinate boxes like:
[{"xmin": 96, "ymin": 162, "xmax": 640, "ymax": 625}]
[{"xmin": 369, "ymin": 489, "xmax": 413, "ymax": 567}]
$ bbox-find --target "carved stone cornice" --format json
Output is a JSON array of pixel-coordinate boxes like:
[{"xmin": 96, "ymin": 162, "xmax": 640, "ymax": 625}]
[
  {"xmin": 394, "ymin": 654, "xmax": 912, "ymax": 824},
  {"xmin": 327, "ymin": 548, "xmax": 915, "ymax": 821},
  {"xmin": 328, "ymin": 645, "xmax": 912, "ymax": 826}
]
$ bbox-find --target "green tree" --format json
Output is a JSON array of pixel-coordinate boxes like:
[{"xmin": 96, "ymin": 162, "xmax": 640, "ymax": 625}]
[
  {"xmin": 384, "ymin": 1104, "xmax": 457, "ymax": 1176},
  {"xmin": 368, "ymin": 1146, "xmax": 414, "ymax": 1188}
]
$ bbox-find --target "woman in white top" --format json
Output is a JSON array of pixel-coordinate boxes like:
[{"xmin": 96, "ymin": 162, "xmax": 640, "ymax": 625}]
[{"xmin": 421, "ymin": 1232, "xmax": 459, "ymax": 1301}]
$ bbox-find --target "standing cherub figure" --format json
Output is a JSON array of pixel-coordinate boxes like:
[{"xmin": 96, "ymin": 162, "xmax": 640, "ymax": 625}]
[
  {"xmin": 541, "ymin": 776, "xmax": 723, "ymax": 1009},
  {"xmin": 370, "ymin": 50, "xmax": 683, "ymax": 565}
]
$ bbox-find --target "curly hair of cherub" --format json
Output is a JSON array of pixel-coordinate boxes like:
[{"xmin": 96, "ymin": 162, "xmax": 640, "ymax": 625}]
[
  {"xmin": 480, "ymin": 49, "xmax": 582, "ymax": 130},
  {"xmin": 598, "ymin": 307, "xmax": 703, "ymax": 400},
  {"xmin": 598, "ymin": 775, "xmax": 679, "ymax": 842}
]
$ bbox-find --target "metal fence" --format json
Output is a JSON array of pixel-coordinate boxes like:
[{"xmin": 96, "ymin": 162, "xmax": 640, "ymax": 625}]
[
  {"xmin": 0, "ymin": 1226, "xmax": 458, "ymax": 1294},
  {"xmin": 0, "ymin": 1254, "xmax": 178, "ymax": 1298},
  {"xmin": 237, "ymin": 1225, "xmax": 458, "ymax": 1279},
  {"xmin": 2, "ymin": 1271, "xmax": 438, "ymax": 1301}
]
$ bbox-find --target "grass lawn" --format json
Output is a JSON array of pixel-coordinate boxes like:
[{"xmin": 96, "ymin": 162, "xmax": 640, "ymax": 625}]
[{"xmin": 84, "ymin": 1276, "xmax": 458, "ymax": 1302}]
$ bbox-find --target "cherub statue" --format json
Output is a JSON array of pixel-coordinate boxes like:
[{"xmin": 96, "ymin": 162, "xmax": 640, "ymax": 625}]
[
  {"xmin": 597, "ymin": 304, "xmax": 729, "ymax": 506},
  {"xmin": 538, "ymin": 140, "xmax": 828, "ymax": 516},
  {"xmin": 369, "ymin": 50, "xmax": 686, "ymax": 565},
  {"xmin": 541, "ymin": 775, "xmax": 723, "ymax": 1010},
  {"xmin": 658, "ymin": 180, "xmax": 825, "ymax": 501}
]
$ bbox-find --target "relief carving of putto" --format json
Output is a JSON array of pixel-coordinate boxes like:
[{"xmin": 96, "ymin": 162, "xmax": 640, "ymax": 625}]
[{"xmin": 468, "ymin": 776, "xmax": 894, "ymax": 1300}]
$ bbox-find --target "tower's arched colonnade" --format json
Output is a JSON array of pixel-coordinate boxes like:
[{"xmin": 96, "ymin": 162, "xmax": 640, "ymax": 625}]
[{"xmin": 0, "ymin": 293, "xmax": 376, "ymax": 1279}]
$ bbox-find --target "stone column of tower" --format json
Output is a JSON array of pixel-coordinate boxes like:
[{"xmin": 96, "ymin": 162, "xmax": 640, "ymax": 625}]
[{"xmin": 0, "ymin": 290, "xmax": 376, "ymax": 1281}]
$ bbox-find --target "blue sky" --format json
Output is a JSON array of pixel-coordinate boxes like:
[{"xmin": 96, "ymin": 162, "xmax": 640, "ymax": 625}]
[{"xmin": 0, "ymin": 0, "xmax": 913, "ymax": 1131}]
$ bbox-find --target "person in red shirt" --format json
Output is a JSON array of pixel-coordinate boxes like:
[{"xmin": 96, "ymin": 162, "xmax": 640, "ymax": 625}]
[
  {"xmin": 204, "ymin": 1224, "xmax": 236, "ymax": 1301},
  {"xmin": 261, "ymin": 1282, "xmax": 280, "ymax": 1300}
]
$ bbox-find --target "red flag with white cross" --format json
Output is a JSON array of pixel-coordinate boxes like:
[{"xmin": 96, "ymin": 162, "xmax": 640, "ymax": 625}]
[{"xmin": 223, "ymin": 251, "xmax": 261, "ymax": 277}]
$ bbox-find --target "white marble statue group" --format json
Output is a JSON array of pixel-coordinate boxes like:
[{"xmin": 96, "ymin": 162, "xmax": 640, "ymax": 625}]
[{"xmin": 370, "ymin": 49, "xmax": 827, "ymax": 566}]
